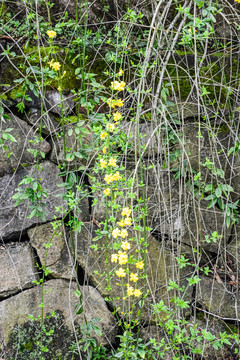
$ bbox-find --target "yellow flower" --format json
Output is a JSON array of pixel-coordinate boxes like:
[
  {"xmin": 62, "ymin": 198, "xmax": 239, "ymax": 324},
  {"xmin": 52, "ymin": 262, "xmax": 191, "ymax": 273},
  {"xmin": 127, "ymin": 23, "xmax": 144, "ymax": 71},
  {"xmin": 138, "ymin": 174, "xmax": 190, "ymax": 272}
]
[
  {"xmin": 48, "ymin": 60, "xmax": 61, "ymax": 71},
  {"xmin": 124, "ymin": 217, "xmax": 132, "ymax": 226},
  {"xmin": 127, "ymin": 285, "xmax": 134, "ymax": 296},
  {"xmin": 118, "ymin": 251, "xmax": 128, "ymax": 265},
  {"xmin": 116, "ymin": 268, "xmax": 126, "ymax": 278},
  {"xmin": 112, "ymin": 171, "xmax": 121, "ymax": 181},
  {"xmin": 130, "ymin": 273, "xmax": 138, "ymax": 282},
  {"xmin": 107, "ymin": 98, "xmax": 124, "ymax": 108},
  {"xmin": 120, "ymin": 229, "xmax": 128, "ymax": 239},
  {"xmin": 57, "ymin": 86, "xmax": 62, "ymax": 91},
  {"xmin": 134, "ymin": 289, "xmax": 142, "ymax": 297},
  {"xmin": 108, "ymin": 157, "xmax": 117, "ymax": 167},
  {"xmin": 53, "ymin": 62, "xmax": 61, "ymax": 71},
  {"xmin": 113, "ymin": 111, "xmax": 122, "ymax": 122},
  {"xmin": 48, "ymin": 59, "xmax": 54, "ymax": 67},
  {"xmin": 100, "ymin": 159, "xmax": 107, "ymax": 169},
  {"xmin": 136, "ymin": 260, "xmax": 144, "ymax": 270},
  {"xmin": 106, "ymin": 123, "xmax": 115, "ymax": 132},
  {"xmin": 112, "ymin": 228, "xmax": 121, "ymax": 238},
  {"xmin": 115, "ymin": 99, "xmax": 124, "ymax": 107},
  {"xmin": 104, "ymin": 188, "xmax": 111, "ymax": 196},
  {"xmin": 107, "ymin": 98, "xmax": 114, "ymax": 108},
  {"xmin": 100, "ymin": 132, "xmax": 108, "ymax": 140},
  {"xmin": 118, "ymin": 69, "xmax": 124, "ymax": 76},
  {"xmin": 121, "ymin": 207, "xmax": 132, "ymax": 217},
  {"xmin": 47, "ymin": 30, "xmax": 57, "ymax": 39},
  {"xmin": 104, "ymin": 174, "xmax": 113, "ymax": 184},
  {"xmin": 111, "ymin": 254, "xmax": 118, "ymax": 263},
  {"xmin": 188, "ymin": 27, "xmax": 197, "ymax": 34},
  {"xmin": 111, "ymin": 81, "xmax": 126, "ymax": 91},
  {"xmin": 117, "ymin": 219, "xmax": 126, "ymax": 227},
  {"xmin": 102, "ymin": 146, "xmax": 107, "ymax": 154},
  {"xmin": 121, "ymin": 241, "xmax": 131, "ymax": 251}
]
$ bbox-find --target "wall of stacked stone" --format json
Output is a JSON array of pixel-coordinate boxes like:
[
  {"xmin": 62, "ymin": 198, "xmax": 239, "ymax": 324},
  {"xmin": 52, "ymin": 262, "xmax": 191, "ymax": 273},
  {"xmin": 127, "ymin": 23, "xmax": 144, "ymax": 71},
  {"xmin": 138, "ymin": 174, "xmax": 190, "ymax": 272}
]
[{"xmin": 0, "ymin": 0, "xmax": 240, "ymax": 358}]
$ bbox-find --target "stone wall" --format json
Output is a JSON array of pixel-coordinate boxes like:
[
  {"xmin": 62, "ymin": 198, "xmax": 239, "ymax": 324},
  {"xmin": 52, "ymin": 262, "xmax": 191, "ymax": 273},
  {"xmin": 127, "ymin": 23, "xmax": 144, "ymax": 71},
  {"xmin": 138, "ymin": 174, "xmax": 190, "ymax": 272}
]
[{"xmin": 1, "ymin": 0, "xmax": 240, "ymax": 359}]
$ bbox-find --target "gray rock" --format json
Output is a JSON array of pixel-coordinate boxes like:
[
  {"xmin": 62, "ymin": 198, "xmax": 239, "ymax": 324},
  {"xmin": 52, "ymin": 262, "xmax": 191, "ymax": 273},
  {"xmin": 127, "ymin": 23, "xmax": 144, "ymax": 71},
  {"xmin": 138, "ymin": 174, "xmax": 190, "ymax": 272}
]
[
  {"xmin": 27, "ymin": 108, "xmax": 60, "ymax": 136},
  {"xmin": 215, "ymin": 25, "xmax": 233, "ymax": 41},
  {"xmin": 45, "ymin": 90, "xmax": 75, "ymax": 115},
  {"xmin": 185, "ymin": 318, "xmax": 231, "ymax": 360},
  {"xmin": 184, "ymin": 199, "xmax": 232, "ymax": 253},
  {"xmin": 0, "ymin": 279, "xmax": 117, "ymax": 353},
  {"xmin": 167, "ymin": 99, "xmax": 201, "ymax": 119},
  {"xmin": 0, "ymin": 113, "xmax": 51, "ymax": 177},
  {"xmin": 0, "ymin": 161, "xmax": 67, "ymax": 240},
  {"xmin": 120, "ymin": 120, "xmax": 163, "ymax": 158},
  {"xmin": 49, "ymin": 122, "xmax": 94, "ymax": 166},
  {"xmin": 19, "ymin": 90, "xmax": 75, "ymax": 116},
  {"xmin": 28, "ymin": 222, "xmax": 76, "ymax": 280},
  {"xmin": 0, "ymin": 243, "xmax": 39, "ymax": 298},
  {"xmin": 196, "ymin": 277, "xmax": 240, "ymax": 320},
  {"xmin": 225, "ymin": 224, "xmax": 240, "ymax": 273},
  {"xmin": 143, "ymin": 164, "xmax": 187, "ymax": 242},
  {"xmin": 179, "ymin": 123, "xmax": 237, "ymax": 194}
]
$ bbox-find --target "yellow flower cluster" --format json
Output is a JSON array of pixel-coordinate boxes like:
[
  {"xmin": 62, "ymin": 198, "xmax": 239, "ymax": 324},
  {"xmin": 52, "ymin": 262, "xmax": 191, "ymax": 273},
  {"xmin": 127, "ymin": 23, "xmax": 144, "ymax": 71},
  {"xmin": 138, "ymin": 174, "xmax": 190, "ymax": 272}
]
[
  {"xmin": 48, "ymin": 59, "xmax": 61, "ymax": 71},
  {"xmin": 98, "ymin": 74, "xmax": 143, "ymax": 302},
  {"xmin": 130, "ymin": 273, "xmax": 138, "ymax": 282},
  {"xmin": 117, "ymin": 217, "xmax": 132, "ymax": 227},
  {"xmin": 111, "ymin": 251, "xmax": 128, "ymax": 265},
  {"xmin": 136, "ymin": 260, "xmax": 144, "ymax": 269},
  {"xmin": 112, "ymin": 228, "xmax": 128, "ymax": 239},
  {"xmin": 116, "ymin": 268, "xmax": 126, "ymax": 278},
  {"xmin": 106, "ymin": 123, "xmax": 115, "ymax": 132},
  {"xmin": 108, "ymin": 157, "xmax": 117, "ymax": 167},
  {"xmin": 119, "ymin": 252, "xmax": 128, "ymax": 265},
  {"xmin": 121, "ymin": 241, "xmax": 131, "ymax": 251},
  {"xmin": 100, "ymin": 157, "xmax": 117, "ymax": 169},
  {"xmin": 234, "ymin": 0, "xmax": 240, "ymax": 3},
  {"xmin": 100, "ymin": 132, "xmax": 108, "ymax": 140},
  {"xmin": 104, "ymin": 172, "xmax": 121, "ymax": 184},
  {"xmin": 113, "ymin": 111, "xmax": 122, "ymax": 123},
  {"xmin": 104, "ymin": 188, "xmax": 111, "ymax": 196},
  {"xmin": 47, "ymin": 30, "xmax": 57, "ymax": 38},
  {"xmin": 107, "ymin": 98, "xmax": 124, "ymax": 108},
  {"xmin": 100, "ymin": 159, "xmax": 107, "ymax": 169},
  {"xmin": 111, "ymin": 81, "xmax": 126, "ymax": 91},
  {"xmin": 126, "ymin": 284, "xmax": 142, "ymax": 297},
  {"xmin": 121, "ymin": 207, "xmax": 132, "ymax": 217}
]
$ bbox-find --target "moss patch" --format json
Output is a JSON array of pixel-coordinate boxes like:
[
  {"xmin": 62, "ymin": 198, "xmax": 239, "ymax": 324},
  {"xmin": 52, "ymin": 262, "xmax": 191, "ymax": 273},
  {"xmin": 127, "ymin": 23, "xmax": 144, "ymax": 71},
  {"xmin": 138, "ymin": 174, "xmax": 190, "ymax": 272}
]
[
  {"xmin": 166, "ymin": 53, "xmax": 240, "ymax": 105},
  {"xmin": 6, "ymin": 310, "xmax": 79, "ymax": 360}
]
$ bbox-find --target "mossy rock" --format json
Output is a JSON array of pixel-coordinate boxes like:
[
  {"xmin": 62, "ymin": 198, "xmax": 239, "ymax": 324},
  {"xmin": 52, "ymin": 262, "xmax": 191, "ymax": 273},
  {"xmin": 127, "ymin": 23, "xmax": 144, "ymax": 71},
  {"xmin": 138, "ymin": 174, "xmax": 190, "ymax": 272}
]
[
  {"xmin": 7, "ymin": 310, "xmax": 78, "ymax": 360},
  {"xmin": 23, "ymin": 46, "xmax": 78, "ymax": 91},
  {"xmin": 166, "ymin": 52, "xmax": 240, "ymax": 105}
]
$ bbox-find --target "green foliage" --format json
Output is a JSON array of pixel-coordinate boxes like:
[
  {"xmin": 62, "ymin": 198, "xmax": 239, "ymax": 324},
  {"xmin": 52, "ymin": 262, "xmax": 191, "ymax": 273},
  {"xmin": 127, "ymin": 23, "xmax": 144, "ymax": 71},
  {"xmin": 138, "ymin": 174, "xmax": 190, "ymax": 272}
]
[
  {"xmin": 12, "ymin": 175, "xmax": 48, "ymax": 220},
  {"xmin": 4, "ymin": 1, "xmax": 240, "ymax": 359},
  {"xmin": 0, "ymin": 105, "xmax": 16, "ymax": 156},
  {"xmin": 7, "ymin": 311, "xmax": 79, "ymax": 360}
]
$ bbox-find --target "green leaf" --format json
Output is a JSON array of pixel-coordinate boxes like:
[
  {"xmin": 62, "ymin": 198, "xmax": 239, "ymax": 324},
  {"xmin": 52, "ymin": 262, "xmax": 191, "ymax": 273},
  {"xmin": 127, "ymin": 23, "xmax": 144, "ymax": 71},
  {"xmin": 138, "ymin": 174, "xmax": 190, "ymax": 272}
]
[
  {"xmin": 115, "ymin": 352, "xmax": 124, "ymax": 358},
  {"xmin": 2, "ymin": 133, "xmax": 17, "ymax": 142},
  {"xmin": 204, "ymin": 184, "xmax": 213, "ymax": 192},
  {"xmin": 215, "ymin": 186, "xmax": 222, "ymax": 198},
  {"xmin": 68, "ymin": 128, "xmax": 73, "ymax": 136}
]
